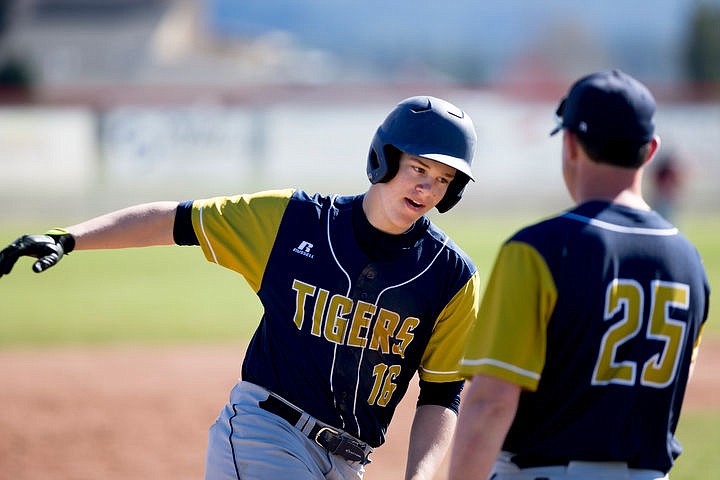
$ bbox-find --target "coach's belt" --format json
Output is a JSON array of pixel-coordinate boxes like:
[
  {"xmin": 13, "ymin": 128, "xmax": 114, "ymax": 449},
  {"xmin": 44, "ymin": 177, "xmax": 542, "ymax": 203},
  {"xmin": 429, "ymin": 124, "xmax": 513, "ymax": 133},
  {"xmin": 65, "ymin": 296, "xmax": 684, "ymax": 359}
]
[
  {"xmin": 258, "ymin": 392, "xmax": 373, "ymax": 465},
  {"xmin": 511, "ymin": 456, "xmax": 665, "ymax": 476}
]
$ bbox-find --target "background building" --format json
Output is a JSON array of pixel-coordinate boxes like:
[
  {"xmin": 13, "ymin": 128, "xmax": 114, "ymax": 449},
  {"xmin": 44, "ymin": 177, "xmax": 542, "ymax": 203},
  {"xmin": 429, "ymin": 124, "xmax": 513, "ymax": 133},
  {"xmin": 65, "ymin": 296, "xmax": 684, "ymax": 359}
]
[{"xmin": 0, "ymin": 0, "xmax": 718, "ymax": 219}]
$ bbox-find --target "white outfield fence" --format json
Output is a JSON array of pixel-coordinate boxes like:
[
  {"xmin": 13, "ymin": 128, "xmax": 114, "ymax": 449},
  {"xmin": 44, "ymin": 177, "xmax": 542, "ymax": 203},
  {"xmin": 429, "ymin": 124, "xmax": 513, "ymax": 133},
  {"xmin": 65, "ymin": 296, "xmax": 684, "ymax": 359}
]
[{"xmin": 0, "ymin": 93, "xmax": 717, "ymax": 219}]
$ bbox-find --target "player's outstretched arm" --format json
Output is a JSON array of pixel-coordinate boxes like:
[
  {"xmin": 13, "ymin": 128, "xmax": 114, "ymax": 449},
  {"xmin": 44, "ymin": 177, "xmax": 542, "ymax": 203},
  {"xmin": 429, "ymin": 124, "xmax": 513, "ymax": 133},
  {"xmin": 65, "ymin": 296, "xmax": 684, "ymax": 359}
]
[
  {"xmin": 0, "ymin": 201, "xmax": 178, "ymax": 278},
  {"xmin": 66, "ymin": 201, "xmax": 178, "ymax": 250}
]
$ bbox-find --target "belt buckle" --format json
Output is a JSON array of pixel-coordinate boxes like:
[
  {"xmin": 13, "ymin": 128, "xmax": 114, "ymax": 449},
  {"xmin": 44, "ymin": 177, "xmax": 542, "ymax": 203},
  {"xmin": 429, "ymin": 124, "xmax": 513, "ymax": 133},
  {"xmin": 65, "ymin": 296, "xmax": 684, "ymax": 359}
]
[
  {"xmin": 314, "ymin": 426, "xmax": 370, "ymax": 465},
  {"xmin": 314, "ymin": 426, "xmax": 339, "ymax": 448}
]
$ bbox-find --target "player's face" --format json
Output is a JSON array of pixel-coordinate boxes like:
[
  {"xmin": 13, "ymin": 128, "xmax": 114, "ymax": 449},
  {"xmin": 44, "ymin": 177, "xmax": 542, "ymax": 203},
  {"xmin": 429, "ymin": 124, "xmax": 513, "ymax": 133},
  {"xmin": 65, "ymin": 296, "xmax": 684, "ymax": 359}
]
[{"xmin": 370, "ymin": 153, "xmax": 455, "ymax": 234}]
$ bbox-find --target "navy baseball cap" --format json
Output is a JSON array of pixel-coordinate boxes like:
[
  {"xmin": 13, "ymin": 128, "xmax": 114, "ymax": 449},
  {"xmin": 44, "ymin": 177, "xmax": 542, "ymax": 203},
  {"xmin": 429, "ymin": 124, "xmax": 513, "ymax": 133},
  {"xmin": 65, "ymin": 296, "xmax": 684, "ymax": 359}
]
[{"xmin": 550, "ymin": 70, "xmax": 656, "ymax": 143}]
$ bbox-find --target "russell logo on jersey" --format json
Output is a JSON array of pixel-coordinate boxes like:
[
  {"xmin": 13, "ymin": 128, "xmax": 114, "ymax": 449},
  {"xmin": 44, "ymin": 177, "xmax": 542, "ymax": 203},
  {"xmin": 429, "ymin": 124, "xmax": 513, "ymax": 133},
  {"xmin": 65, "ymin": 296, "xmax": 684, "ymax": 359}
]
[{"xmin": 292, "ymin": 241, "xmax": 315, "ymax": 259}]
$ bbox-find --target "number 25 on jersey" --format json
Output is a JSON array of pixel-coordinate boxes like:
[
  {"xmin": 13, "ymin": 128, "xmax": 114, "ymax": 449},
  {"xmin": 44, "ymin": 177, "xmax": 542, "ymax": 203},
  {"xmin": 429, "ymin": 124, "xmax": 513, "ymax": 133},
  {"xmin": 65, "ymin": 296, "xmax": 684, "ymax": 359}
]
[{"xmin": 592, "ymin": 279, "xmax": 689, "ymax": 388}]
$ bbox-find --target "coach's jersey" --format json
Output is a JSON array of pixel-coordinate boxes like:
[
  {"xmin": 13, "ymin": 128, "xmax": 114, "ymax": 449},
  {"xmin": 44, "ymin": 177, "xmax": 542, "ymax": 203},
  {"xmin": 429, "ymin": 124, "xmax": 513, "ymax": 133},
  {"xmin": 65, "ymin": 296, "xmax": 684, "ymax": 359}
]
[
  {"xmin": 459, "ymin": 201, "xmax": 709, "ymax": 473},
  {"xmin": 187, "ymin": 189, "xmax": 479, "ymax": 447}
]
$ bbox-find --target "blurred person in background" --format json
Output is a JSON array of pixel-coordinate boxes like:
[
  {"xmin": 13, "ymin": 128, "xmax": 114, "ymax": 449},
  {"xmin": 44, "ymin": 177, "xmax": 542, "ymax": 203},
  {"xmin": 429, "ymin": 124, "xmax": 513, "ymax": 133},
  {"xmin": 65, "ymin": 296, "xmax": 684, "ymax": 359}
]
[
  {"xmin": 449, "ymin": 70, "xmax": 709, "ymax": 480},
  {"xmin": 649, "ymin": 150, "xmax": 685, "ymax": 224}
]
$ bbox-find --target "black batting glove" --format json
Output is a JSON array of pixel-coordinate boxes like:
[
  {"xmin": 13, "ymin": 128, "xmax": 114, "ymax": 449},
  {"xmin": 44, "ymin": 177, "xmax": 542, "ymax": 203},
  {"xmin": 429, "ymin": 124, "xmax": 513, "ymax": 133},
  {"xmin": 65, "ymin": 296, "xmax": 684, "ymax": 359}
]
[{"xmin": 0, "ymin": 228, "xmax": 75, "ymax": 278}]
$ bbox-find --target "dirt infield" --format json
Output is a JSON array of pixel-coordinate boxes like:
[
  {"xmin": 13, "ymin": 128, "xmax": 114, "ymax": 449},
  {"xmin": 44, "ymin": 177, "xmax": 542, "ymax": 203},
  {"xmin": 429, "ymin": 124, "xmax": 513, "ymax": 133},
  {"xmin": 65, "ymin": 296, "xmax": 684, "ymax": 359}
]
[{"xmin": 1, "ymin": 340, "xmax": 718, "ymax": 480}]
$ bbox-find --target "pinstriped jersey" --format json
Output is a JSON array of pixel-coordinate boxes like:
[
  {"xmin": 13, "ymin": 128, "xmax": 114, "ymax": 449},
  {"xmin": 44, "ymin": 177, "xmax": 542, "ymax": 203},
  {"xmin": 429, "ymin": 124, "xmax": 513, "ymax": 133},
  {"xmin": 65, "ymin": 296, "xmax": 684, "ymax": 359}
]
[
  {"xmin": 459, "ymin": 201, "xmax": 709, "ymax": 473},
  {"xmin": 188, "ymin": 188, "xmax": 480, "ymax": 447}
]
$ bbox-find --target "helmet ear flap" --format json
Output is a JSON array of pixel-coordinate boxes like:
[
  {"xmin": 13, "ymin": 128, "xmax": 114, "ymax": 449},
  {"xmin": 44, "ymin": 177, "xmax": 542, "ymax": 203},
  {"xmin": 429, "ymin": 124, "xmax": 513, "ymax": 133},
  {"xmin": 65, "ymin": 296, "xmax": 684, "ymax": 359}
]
[
  {"xmin": 367, "ymin": 148, "xmax": 382, "ymax": 183},
  {"xmin": 381, "ymin": 145, "xmax": 401, "ymax": 182},
  {"xmin": 367, "ymin": 142, "xmax": 401, "ymax": 184}
]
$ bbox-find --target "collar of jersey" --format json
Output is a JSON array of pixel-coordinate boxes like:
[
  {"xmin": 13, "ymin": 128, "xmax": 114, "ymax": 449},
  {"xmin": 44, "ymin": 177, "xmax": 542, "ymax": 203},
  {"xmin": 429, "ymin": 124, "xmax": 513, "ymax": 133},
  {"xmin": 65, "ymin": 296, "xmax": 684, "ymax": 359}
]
[{"xmin": 352, "ymin": 194, "xmax": 429, "ymax": 261}]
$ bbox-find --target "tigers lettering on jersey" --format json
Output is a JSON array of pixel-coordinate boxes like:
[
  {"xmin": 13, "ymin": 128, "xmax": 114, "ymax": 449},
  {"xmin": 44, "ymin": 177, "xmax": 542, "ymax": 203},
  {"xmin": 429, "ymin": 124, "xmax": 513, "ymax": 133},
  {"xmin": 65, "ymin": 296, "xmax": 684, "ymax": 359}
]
[{"xmin": 292, "ymin": 279, "xmax": 418, "ymax": 358}]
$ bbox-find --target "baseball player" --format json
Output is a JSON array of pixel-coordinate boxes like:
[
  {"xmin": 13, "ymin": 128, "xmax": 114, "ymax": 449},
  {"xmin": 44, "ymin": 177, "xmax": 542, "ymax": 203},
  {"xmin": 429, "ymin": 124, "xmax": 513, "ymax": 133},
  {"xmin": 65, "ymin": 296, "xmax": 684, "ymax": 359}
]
[
  {"xmin": 449, "ymin": 70, "xmax": 710, "ymax": 480},
  {"xmin": 0, "ymin": 96, "xmax": 481, "ymax": 480}
]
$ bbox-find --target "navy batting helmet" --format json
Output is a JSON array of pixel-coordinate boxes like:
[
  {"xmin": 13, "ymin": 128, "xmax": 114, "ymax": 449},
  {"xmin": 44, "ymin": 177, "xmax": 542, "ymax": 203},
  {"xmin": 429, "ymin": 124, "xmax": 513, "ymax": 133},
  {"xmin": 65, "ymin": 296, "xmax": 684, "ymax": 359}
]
[{"xmin": 367, "ymin": 96, "xmax": 477, "ymax": 213}]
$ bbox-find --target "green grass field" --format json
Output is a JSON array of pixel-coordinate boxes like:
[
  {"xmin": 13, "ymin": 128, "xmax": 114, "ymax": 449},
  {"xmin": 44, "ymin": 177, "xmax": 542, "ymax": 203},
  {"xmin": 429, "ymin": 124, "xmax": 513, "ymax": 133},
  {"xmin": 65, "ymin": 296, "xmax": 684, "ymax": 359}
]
[
  {"xmin": 1, "ymin": 211, "xmax": 718, "ymax": 478},
  {"xmin": 3, "ymin": 210, "xmax": 717, "ymax": 344},
  {"xmin": 672, "ymin": 410, "xmax": 720, "ymax": 478}
]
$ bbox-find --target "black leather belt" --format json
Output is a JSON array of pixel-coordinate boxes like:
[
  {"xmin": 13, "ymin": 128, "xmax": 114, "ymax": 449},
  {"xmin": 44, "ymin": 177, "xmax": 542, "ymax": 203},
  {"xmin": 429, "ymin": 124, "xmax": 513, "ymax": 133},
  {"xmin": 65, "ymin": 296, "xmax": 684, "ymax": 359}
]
[
  {"xmin": 512, "ymin": 455, "xmax": 570, "ymax": 468},
  {"xmin": 258, "ymin": 393, "xmax": 373, "ymax": 465}
]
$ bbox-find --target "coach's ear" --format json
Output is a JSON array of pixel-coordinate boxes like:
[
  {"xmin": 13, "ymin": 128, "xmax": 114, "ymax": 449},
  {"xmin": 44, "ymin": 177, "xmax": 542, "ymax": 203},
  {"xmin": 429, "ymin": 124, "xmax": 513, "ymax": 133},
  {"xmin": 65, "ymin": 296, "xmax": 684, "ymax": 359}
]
[
  {"xmin": 563, "ymin": 130, "xmax": 581, "ymax": 162},
  {"xmin": 643, "ymin": 135, "xmax": 661, "ymax": 167}
]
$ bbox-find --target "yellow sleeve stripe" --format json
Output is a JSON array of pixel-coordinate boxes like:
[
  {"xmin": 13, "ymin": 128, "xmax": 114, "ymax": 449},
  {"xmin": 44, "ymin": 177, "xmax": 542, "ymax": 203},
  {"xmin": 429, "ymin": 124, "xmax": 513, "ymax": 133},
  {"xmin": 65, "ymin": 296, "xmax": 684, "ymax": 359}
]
[
  {"xmin": 460, "ymin": 359, "xmax": 540, "ymax": 391},
  {"xmin": 198, "ymin": 206, "xmax": 219, "ymax": 264},
  {"xmin": 459, "ymin": 358, "xmax": 540, "ymax": 380},
  {"xmin": 419, "ymin": 366, "xmax": 459, "ymax": 376},
  {"xmin": 691, "ymin": 323, "xmax": 705, "ymax": 364}
]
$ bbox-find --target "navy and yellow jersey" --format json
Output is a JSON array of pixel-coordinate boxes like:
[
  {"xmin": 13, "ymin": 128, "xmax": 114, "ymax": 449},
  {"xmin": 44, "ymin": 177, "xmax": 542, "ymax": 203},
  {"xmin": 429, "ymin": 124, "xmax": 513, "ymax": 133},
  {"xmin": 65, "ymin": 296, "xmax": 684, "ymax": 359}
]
[
  {"xmin": 459, "ymin": 201, "xmax": 709, "ymax": 473},
  {"xmin": 177, "ymin": 188, "xmax": 480, "ymax": 447}
]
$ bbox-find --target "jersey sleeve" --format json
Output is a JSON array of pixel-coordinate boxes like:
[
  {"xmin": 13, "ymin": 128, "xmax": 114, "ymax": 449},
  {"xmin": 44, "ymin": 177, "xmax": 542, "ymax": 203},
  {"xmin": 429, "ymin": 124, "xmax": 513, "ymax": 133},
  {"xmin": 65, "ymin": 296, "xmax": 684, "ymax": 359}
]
[
  {"xmin": 417, "ymin": 379, "xmax": 463, "ymax": 413},
  {"xmin": 458, "ymin": 241, "xmax": 557, "ymax": 391},
  {"xmin": 691, "ymin": 323, "xmax": 706, "ymax": 366},
  {"xmin": 419, "ymin": 270, "xmax": 481, "ymax": 383},
  {"xmin": 190, "ymin": 188, "xmax": 294, "ymax": 292}
]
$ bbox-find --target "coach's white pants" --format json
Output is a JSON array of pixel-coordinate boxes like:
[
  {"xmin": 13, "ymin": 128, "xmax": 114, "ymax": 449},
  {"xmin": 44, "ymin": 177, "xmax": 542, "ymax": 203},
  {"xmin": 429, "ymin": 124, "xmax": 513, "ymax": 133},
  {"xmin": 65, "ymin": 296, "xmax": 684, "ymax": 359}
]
[{"xmin": 491, "ymin": 452, "xmax": 669, "ymax": 480}]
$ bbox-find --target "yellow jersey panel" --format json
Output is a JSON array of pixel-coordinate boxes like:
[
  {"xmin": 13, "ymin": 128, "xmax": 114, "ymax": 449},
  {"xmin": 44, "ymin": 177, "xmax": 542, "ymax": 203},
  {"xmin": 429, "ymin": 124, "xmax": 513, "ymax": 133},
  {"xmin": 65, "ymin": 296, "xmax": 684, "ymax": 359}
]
[
  {"xmin": 191, "ymin": 188, "xmax": 294, "ymax": 292},
  {"xmin": 420, "ymin": 270, "xmax": 481, "ymax": 382},
  {"xmin": 459, "ymin": 241, "xmax": 557, "ymax": 391}
]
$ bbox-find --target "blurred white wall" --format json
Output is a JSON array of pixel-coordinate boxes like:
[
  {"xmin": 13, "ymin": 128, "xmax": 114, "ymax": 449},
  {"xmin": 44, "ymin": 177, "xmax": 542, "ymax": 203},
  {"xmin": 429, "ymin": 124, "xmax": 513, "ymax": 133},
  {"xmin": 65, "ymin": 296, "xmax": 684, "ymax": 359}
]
[
  {"xmin": 0, "ymin": 107, "xmax": 95, "ymax": 194},
  {"xmin": 0, "ymin": 92, "xmax": 716, "ymax": 221}
]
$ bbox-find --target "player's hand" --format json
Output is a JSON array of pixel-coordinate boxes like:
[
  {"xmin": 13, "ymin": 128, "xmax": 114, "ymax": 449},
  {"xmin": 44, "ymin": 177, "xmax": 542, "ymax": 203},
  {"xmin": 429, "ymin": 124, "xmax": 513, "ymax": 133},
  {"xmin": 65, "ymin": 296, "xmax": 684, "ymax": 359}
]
[{"xmin": 0, "ymin": 229, "xmax": 75, "ymax": 278}]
